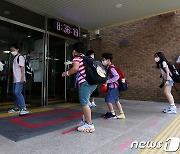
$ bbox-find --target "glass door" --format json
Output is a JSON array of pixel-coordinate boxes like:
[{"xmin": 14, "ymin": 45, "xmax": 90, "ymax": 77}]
[
  {"xmin": 0, "ymin": 19, "xmax": 44, "ymax": 106},
  {"xmin": 46, "ymin": 35, "xmax": 66, "ymax": 104},
  {"xmin": 65, "ymin": 42, "xmax": 79, "ymax": 102}
]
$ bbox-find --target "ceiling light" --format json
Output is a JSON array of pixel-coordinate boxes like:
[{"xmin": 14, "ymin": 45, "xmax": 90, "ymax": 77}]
[
  {"xmin": 3, "ymin": 51, "xmax": 10, "ymax": 54},
  {"xmin": 28, "ymin": 35, "xmax": 31, "ymax": 38},
  {"xmin": 116, "ymin": 4, "xmax": 123, "ymax": 8}
]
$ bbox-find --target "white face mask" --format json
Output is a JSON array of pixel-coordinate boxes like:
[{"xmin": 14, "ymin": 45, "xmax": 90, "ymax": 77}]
[
  {"xmin": 154, "ymin": 57, "xmax": 160, "ymax": 62},
  {"xmin": 102, "ymin": 60, "xmax": 107, "ymax": 66},
  {"xmin": 11, "ymin": 51, "xmax": 18, "ymax": 56},
  {"xmin": 90, "ymin": 54, "xmax": 95, "ymax": 59}
]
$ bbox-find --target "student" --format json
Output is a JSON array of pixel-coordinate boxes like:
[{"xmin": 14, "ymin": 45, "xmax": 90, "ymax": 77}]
[
  {"xmin": 62, "ymin": 42, "xmax": 97, "ymax": 133},
  {"xmin": 101, "ymin": 53, "xmax": 125, "ymax": 119},
  {"xmin": 154, "ymin": 52, "xmax": 177, "ymax": 114},
  {"xmin": 86, "ymin": 50, "xmax": 99, "ymax": 107},
  {"xmin": 8, "ymin": 44, "xmax": 29, "ymax": 115}
]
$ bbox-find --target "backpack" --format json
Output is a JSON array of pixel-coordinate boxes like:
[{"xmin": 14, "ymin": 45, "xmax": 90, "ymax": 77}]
[
  {"xmin": 78, "ymin": 56, "xmax": 107, "ymax": 85},
  {"xmin": 162, "ymin": 62, "xmax": 180, "ymax": 83},
  {"xmin": 108, "ymin": 65, "xmax": 128, "ymax": 91},
  {"xmin": 17, "ymin": 55, "xmax": 34, "ymax": 80}
]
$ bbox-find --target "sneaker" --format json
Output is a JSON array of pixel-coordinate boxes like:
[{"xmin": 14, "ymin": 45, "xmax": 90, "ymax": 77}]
[
  {"xmin": 78, "ymin": 119, "xmax": 85, "ymax": 127},
  {"xmin": 91, "ymin": 102, "xmax": 97, "ymax": 107},
  {"xmin": 163, "ymin": 105, "xmax": 177, "ymax": 114},
  {"xmin": 19, "ymin": 108, "xmax": 29, "ymax": 115},
  {"xmin": 116, "ymin": 114, "xmax": 126, "ymax": 119},
  {"xmin": 8, "ymin": 108, "xmax": 20, "ymax": 113},
  {"xmin": 88, "ymin": 102, "xmax": 92, "ymax": 107},
  {"xmin": 102, "ymin": 112, "xmax": 111, "ymax": 117},
  {"xmin": 77, "ymin": 122, "xmax": 95, "ymax": 133},
  {"xmin": 103, "ymin": 112, "xmax": 117, "ymax": 119}
]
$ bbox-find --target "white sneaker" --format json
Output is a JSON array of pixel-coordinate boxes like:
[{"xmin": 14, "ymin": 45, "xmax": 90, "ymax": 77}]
[
  {"xmin": 163, "ymin": 105, "xmax": 177, "ymax": 114},
  {"xmin": 19, "ymin": 108, "xmax": 29, "ymax": 115},
  {"xmin": 88, "ymin": 102, "xmax": 92, "ymax": 107},
  {"xmin": 78, "ymin": 120, "xmax": 85, "ymax": 127},
  {"xmin": 91, "ymin": 102, "xmax": 97, "ymax": 107},
  {"xmin": 77, "ymin": 122, "xmax": 95, "ymax": 133},
  {"xmin": 8, "ymin": 108, "xmax": 20, "ymax": 113}
]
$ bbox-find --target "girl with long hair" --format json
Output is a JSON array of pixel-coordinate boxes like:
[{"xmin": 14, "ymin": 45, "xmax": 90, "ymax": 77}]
[{"xmin": 154, "ymin": 52, "xmax": 177, "ymax": 114}]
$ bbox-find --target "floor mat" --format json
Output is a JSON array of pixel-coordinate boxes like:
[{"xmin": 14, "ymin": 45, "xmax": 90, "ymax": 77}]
[{"xmin": 0, "ymin": 109, "xmax": 84, "ymax": 142}]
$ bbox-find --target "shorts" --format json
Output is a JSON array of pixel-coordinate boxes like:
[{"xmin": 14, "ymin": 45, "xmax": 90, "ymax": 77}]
[
  {"xmin": 105, "ymin": 88, "xmax": 119, "ymax": 103},
  {"xmin": 78, "ymin": 81, "xmax": 97, "ymax": 106},
  {"xmin": 164, "ymin": 80, "xmax": 174, "ymax": 87}
]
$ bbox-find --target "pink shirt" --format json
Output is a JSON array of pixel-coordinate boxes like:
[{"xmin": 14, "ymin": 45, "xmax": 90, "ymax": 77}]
[
  {"xmin": 13, "ymin": 55, "xmax": 26, "ymax": 83},
  {"xmin": 107, "ymin": 65, "xmax": 120, "ymax": 88}
]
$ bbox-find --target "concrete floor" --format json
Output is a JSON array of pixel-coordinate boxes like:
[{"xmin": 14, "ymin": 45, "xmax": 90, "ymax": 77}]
[{"xmin": 0, "ymin": 98, "xmax": 179, "ymax": 154}]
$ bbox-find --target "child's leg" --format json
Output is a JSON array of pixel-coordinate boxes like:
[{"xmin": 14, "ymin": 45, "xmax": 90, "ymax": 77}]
[
  {"xmin": 164, "ymin": 85, "xmax": 175, "ymax": 105},
  {"xmin": 82, "ymin": 114, "xmax": 85, "ymax": 121},
  {"xmin": 115, "ymin": 101, "xmax": 124, "ymax": 114},
  {"xmin": 107, "ymin": 102, "xmax": 115, "ymax": 115}
]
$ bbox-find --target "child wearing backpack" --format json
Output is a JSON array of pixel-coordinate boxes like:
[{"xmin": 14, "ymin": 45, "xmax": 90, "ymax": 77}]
[
  {"xmin": 154, "ymin": 52, "xmax": 177, "ymax": 114},
  {"xmin": 62, "ymin": 42, "xmax": 97, "ymax": 133},
  {"xmin": 8, "ymin": 44, "xmax": 29, "ymax": 115},
  {"xmin": 101, "ymin": 53, "xmax": 125, "ymax": 119}
]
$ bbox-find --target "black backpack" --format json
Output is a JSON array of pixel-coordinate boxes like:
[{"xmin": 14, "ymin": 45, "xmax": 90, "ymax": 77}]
[
  {"xmin": 162, "ymin": 62, "xmax": 180, "ymax": 83},
  {"xmin": 79, "ymin": 56, "xmax": 107, "ymax": 85},
  {"xmin": 17, "ymin": 55, "xmax": 34, "ymax": 80}
]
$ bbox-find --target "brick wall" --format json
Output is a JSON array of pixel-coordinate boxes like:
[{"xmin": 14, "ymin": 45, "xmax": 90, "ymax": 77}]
[{"xmin": 89, "ymin": 12, "xmax": 180, "ymax": 103}]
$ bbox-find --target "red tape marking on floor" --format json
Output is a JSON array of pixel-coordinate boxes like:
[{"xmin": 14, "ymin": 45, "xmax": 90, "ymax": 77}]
[
  {"xmin": 9, "ymin": 109, "xmax": 82, "ymax": 129},
  {"xmin": 118, "ymin": 140, "xmax": 133, "ymax": 151},
  {"xmin": 61, "ymin": 127, "xmax": 77, "ymax": 134},
  {"xmin": 150, "ymin": 122, "xmax": 158, "ymax": 127}
]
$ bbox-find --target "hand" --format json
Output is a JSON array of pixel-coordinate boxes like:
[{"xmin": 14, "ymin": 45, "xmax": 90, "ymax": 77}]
[
  {"xmin": 20, "ymin": 79, "xmax": 25, "ymax": 83},
  {"xmin": 165, "ymin": 81, "xmax": 169, "ymax": 86},
  {"xmin": 105, "ymin": 80, "xmax": 109, "ymax": 85},
  {"xmin": 62, "ymin": 72, "xmax": 67, "ymax": 77}
]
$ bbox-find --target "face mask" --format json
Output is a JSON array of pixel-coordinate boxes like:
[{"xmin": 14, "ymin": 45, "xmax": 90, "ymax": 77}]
[
  {"xmin": 102, "ymin": 60, "xmax": 107, "ymax": 66},
  {"xmin": 90, "ymin": 54, "xmax": 95, "ymax": 59},
  {"xmin": 154, "ymin": 57, "xmax": 160, "ymax": 62},
  {"xmin": 11, "ymin": 51, "xmax": 18, "ymax": 56}
]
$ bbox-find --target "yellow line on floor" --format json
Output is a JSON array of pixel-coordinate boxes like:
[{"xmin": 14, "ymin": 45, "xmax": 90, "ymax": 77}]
[
  {"xmin": 0, "ymin": 107, "xmax": 53, "ymax": 118},
  {"xmin": 140, "ymin": 115, "xmax": 180, "ymax": 154},
  {"xmin": 58, "ymin": 103, "xmax": 80, "ymax": 108},
  {"xmin": 0, "ymin": 102, "xmax": 80, "ymax": 118},
  {"xmin": 0, "ymin": 104, "xmax": 30, "ymax": 109},
  {"xmin": 48, "ymin": 100, "xmax": 65, "ymax": 104},
  {"xmin": 0, "ymin": 102, "xmax": 14, "ymax": 106}
]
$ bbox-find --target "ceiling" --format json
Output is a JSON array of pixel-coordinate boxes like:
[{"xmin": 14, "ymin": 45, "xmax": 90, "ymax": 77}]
[{"xmin": 5, "ymin": 0, "xmax": 180, "ymax": 30}]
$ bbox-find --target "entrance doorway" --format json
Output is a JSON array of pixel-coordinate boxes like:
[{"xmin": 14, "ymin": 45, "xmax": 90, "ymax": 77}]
[
  {"xmin": 47, "ymin": 36, "xmax": 65, "ymax": 100},
  {"xmin": 0, "ymin": 19, "xmax": 44, "ymax": 108}
]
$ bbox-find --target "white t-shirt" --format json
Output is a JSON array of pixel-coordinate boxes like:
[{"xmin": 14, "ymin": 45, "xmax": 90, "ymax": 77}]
[
  {"xmin": 160, "ymin": 61, "xmax": 173, "ymax": 81},
  {"xmin": 176, "ymin": 56, "xmax": 180, "ymax": 63},
  {"xmin": 0, "ymin": 61, "xmax": 4, "ymax": 71},
  {"xmin": 13, "ymin": 55, "xmax": 26, "ymax": 83}
]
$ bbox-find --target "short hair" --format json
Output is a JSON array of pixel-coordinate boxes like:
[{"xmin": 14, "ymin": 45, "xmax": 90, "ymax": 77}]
[
  {"xmin": 101, "ymin": 53, "xmax": 113, "ymax": 61},
  {"xmin": 9, "ymin": 44, "xmax": 20, "ymax": 50},
  {"xmin": 86, "ymin": 50, "xmax": 95, "ymax": 56},
  {"xmin": 73, "ymin": 42, "xmax": 87, "ymax": 54}
]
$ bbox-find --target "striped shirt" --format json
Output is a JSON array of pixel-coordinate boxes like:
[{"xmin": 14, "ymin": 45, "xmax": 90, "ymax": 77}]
[{"xmin": 72, "ymin": 55, "xmax": 86, "ymax": 84}]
